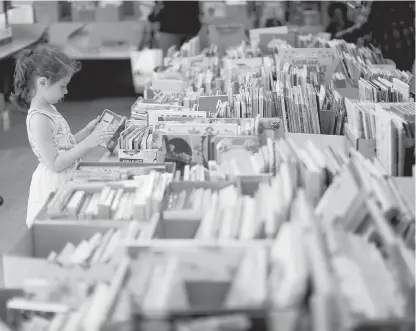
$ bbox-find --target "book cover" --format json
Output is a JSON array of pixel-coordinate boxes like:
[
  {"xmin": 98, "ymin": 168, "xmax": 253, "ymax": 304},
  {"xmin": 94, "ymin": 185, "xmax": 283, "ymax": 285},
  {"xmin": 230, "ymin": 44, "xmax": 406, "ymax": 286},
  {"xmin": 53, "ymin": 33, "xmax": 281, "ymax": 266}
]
[
  {"xmin": 159, "ymin": 134, "xmax": 209, "ymax": 169},
  {"xmin": 212, "ymin": 136, "xmax": 261, "ymax": 169},
  {"xmin": 92, "ymin": 109, "xmax": 126, "ymax": 152}
]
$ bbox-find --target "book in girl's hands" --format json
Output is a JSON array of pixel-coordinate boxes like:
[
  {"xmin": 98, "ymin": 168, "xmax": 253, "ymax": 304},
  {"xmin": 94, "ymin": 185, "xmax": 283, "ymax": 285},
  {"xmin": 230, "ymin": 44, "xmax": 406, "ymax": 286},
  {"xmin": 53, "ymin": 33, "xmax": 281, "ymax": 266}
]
[{"xmin": 92, "ymin": 109, "xmax": 127, "ymax": 152}]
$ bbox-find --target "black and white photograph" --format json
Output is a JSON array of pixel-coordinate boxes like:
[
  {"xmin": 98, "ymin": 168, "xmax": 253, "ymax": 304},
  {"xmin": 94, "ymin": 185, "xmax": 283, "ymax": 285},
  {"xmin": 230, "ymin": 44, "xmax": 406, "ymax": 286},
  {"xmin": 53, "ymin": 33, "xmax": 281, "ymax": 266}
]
[{"xmin": 0, "ymin": 1, "xmax": 414, "ymax": 330}]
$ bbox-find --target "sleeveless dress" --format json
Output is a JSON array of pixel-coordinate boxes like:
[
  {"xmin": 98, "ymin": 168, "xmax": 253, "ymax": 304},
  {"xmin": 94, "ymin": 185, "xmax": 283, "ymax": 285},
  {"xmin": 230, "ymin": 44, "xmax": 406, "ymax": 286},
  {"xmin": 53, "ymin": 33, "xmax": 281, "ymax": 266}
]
[{"xmin": 26, "ymin": 107, "xmax": 78, "ymax": 227}]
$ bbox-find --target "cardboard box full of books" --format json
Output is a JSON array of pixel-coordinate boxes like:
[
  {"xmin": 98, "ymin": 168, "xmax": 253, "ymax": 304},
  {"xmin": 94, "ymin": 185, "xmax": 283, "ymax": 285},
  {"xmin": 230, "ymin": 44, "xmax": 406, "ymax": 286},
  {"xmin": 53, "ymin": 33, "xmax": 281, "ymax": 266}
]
[
  {"xmin": 158, "ymin": 181, "xmax": 235, "ymax": 239},
  {"xmin": 32, "ymin": 179, "xmax": 168, "ymax": 225},
  {"xmin": 125, "ymin": 245, "xmax": 271, "ymax": 331},
  {"xmin": 3, "ymin": 222, "xmax": 126, "ymax": 260}
]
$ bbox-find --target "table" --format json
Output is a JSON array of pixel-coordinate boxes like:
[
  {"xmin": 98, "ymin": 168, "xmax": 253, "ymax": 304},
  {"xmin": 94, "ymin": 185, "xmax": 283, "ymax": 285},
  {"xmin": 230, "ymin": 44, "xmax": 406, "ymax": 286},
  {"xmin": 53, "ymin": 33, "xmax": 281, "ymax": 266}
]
[
  {"xmin": 57, "ymin": 20, "xmax": 143, "ymax": 60},
  {"xmin": 0, "ymin": 23, "xmax": 48, "ymax": 112},
  {"xmin": 51, "ymin": 21, "xmax": 143, "ymax": 99},
  {"xmin": 99, "ymin": 149, "xmax": 118, "ymax": 162}
]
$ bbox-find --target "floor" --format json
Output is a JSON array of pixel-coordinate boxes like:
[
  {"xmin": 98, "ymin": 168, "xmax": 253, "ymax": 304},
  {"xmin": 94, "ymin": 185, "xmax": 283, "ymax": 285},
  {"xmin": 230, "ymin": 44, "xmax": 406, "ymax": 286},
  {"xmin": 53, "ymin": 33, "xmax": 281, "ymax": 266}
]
[{"xmin": 0, "ymin": 97, "xmax": 136, "ymax": 252}]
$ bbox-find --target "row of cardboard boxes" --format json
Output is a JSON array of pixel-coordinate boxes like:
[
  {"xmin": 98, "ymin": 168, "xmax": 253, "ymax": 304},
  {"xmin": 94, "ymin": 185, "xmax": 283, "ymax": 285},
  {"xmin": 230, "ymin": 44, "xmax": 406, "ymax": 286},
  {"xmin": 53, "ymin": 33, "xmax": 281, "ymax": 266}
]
[
  {"xmin": 0, "ymin": 143, "xmax": 414, "ymax": 330},
  {"xmin": 1, "ymin": 189, "xmax": 414, "ymax": 331},
  {"xmin": 115, "ymin": 129, "xmax": 389, "ymax": 172}
]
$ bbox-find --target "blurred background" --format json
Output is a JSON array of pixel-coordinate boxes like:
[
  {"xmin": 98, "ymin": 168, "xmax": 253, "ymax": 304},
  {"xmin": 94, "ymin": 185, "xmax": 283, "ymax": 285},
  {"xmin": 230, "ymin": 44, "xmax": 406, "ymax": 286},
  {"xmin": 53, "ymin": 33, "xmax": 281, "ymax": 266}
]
[{"xmin": 0, "ymin": 0, "xmax": 374, "ymax": 99}]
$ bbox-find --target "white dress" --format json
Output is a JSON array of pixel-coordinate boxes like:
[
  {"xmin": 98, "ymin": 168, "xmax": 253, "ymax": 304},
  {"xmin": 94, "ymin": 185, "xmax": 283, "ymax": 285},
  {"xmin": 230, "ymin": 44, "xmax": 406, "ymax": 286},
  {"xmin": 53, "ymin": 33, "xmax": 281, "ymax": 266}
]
[{"xmin": 26, "ymin": 107, "xmax": 78, "ymax": 227}]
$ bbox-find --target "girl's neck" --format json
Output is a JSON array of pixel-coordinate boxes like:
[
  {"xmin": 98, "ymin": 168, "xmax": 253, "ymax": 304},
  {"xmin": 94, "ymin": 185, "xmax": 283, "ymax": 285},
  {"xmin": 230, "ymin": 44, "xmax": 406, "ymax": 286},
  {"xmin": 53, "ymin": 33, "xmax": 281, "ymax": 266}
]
[{"xmin": 30, "ymin": 97, "xmax": 56, "ymax": 113}]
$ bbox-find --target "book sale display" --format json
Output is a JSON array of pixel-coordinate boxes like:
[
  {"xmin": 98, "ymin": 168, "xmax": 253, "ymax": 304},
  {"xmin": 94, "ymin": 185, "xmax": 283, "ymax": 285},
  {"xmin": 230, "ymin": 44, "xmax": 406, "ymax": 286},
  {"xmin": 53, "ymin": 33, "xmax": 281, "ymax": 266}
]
[{"xmin": 1, "ymin": 27, "xmax": 415, "ymax": 331}]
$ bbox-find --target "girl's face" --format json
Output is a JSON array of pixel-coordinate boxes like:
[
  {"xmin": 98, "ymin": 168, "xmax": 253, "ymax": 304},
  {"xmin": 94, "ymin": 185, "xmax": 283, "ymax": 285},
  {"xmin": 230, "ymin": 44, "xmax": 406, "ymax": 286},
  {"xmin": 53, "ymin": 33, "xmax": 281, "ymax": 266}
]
[{"xmin": 41, "ymin": 75, "xmax": 71, "ymax": 105}]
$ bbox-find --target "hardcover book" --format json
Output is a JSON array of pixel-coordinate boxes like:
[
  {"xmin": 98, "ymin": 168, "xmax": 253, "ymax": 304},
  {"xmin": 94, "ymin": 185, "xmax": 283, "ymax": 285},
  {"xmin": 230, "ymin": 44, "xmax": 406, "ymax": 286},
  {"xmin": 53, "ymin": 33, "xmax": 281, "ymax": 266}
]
[
  {"xmin": 159, "ymin": 134, "xmax": 209, "ymax": 170},
  {"xmin": 92, "ymin": 109, "xmax": 126, "ymax": 152}
]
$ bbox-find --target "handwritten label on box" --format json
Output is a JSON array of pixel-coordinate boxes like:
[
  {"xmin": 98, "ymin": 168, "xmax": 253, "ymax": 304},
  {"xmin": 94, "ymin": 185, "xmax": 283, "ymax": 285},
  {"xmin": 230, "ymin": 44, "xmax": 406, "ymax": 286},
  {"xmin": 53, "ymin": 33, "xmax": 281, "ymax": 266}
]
[{"xmin": 278, "ymin": 48, "xmax": 337, "ymax": 84}]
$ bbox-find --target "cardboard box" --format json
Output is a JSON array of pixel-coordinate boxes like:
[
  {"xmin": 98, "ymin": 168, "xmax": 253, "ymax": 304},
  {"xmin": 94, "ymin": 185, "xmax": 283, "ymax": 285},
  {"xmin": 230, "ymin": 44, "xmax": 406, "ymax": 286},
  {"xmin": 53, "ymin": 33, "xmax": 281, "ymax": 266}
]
[
  {"xmin": 33, "ymin": 181, "xmax": 165, "ymax": 225},
  {"xmin": 160, "ymin": 181, "xmax": 233, "ymax": 226},
  {"xmin": 0, "ymin": 223, "xmax": 124, "ymax": 323},
  {"xmin": 95, "ymin": 2, "xmax": 124, "ymax": 22},
  {"xmin": 319, "ymin": 110, "xmax": 337, "ymax": 135},
  {"xmin": 4, "ymin": 222, "xmax": 125, "ymax": 260},
  {"xmin": 344, "ymin": 123, "xmax": 376, "ymax": 159},
  {"xmin": 77, "ymin": 161, "xmax": 176, "ymax": 174},
  {"xmin": 332, "ymin": 77, "xmax": 347, "ymax": 89}
]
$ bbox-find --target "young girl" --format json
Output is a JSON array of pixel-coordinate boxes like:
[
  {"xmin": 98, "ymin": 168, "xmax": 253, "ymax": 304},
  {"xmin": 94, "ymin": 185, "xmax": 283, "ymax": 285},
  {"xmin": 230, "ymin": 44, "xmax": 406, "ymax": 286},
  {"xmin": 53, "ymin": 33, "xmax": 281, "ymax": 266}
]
[{"xmin": 11, "ymin": 46, "xmax": 114, "ymax": 227}]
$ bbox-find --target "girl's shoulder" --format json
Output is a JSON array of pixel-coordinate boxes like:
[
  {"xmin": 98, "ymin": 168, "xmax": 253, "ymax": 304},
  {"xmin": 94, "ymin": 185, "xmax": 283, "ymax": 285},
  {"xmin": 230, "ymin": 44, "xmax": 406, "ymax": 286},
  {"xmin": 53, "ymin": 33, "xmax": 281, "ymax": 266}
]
[
  {"xmin": 28, "ymin": 105, "xmax": 60, "ymax": 113},
  {"xmin": 27, "ymin": 108, "xmax": 62, "ymax": 130},
  {"xmin": 27, "ymin": 107, "xmax": 61, "ymax": 119}
]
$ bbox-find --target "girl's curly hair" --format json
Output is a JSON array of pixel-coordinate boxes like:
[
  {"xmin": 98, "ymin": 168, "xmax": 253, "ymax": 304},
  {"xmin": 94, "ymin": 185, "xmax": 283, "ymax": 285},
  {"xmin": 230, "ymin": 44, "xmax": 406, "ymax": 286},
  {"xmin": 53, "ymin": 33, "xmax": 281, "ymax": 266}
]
[{"xmin": 10, "ymin": 46, "xmax": 81, "ymax": 110}]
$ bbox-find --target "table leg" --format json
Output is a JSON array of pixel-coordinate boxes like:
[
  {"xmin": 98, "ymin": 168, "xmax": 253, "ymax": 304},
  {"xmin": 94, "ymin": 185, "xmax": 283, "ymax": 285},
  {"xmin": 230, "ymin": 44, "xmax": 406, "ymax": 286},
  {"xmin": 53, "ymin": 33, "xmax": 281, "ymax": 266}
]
[{"xmin": 0, "ymin": 58, "xmax": 12, "ymax": 131}]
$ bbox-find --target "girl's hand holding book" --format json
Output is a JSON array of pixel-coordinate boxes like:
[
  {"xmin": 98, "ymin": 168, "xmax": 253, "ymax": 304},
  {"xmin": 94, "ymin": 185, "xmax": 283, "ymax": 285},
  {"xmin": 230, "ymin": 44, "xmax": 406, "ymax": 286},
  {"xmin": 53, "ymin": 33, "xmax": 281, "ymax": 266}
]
[
  {"xmin": 85, "ymin": 116, "xmax": 101, "ymax": 133},
  {"xmin": 84, "ymin": 130, "xmax": 114, "ymax": 148}
]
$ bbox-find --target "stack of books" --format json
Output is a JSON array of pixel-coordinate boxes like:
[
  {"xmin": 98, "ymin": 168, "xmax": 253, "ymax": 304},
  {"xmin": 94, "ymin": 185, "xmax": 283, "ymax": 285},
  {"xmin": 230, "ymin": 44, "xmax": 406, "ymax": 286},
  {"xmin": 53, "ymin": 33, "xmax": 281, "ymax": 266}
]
[
  {"xmin": 318, "ymin": 85, "xmax": 348, "ymax": 135},
  {"xmin": 7, "ymin": 257, "xmax": 131, "ymax": 331},
  {"xmin": 126, "ymin": 246, "xmax": 268, "ymax": 315},
  {"xmin": 316, "ymin": 149, "xmax": 415, "ymax": 249},
  {"xmin": 345, "ymin": 101, "xmax": 415, "ymax": 176},
  {"xmin": 37, "ymin": 173, "xmax": 171, "ymax": 221},
  {"xmin": 46, "ymin": 222, "xmax": 144, "ymax": 266},
  {"xmin": 359, "ymin": 77, "xmax": 404, "ymax": 102},
  {"xmin": 274, "ymin": 82, "xmax": 321, "ymax": 134},
  {"xmin": 374, "ymin": 103, "xmax": 415, "ymax": 176}
]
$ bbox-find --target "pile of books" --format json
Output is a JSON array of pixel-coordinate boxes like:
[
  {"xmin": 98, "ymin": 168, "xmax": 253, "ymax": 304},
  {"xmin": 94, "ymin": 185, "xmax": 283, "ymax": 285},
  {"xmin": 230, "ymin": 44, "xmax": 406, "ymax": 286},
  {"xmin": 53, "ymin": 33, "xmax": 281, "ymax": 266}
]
[
  {"xmin": 37, "ymin": 173, "xmax": 170, "ymax": 221},
  {"xmin": 7, "ymin": 257, "xmax": 131, "ymax": 331},
  {"xmin": 3, "ymin": 27, "xmax": 416, "ymax": 331},
  {"xmin": 46, "ymin": 222, "xmax": 144, "ymax": 266},
  {"xmin": 3, "ymin": 146, "xmax": 415, "ymax": 331},
  {"xmin": 317, "ymin": 149, "xmax": 415, "ymax": 249},
  {"xmin": 318, "ymin": 85, "xmax": 348, "ymax": 135},
  {"xmin": 274, "ymin": 60, "xmax": 326, "ymax": 89},
  {"xmin": 274, "ymin": 82, "xmax": 321, "ymax": 134},
  {"xmin": 375, "ymin": 103, "xmax": 415, "ymax": 176},
  {"xmin": 359, "ymin": 77, "xmax": 405, "ymax": 102},
  {"xmin": 345, "ymin": 100, "xmax": 415, "ymax": 176}
]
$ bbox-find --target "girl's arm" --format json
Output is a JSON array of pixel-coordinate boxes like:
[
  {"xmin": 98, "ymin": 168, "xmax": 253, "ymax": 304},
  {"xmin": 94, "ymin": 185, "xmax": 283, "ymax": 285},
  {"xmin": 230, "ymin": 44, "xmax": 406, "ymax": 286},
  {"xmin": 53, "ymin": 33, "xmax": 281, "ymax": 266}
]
[
  {"xmin": 74, "ymin": 126, "xmax": 91, "ymax": 143},
  {"xmin": 74, "ymin": 116, "xmax": 100, "ymax": 143},
  {"xmin": 29, "ymin": 114, "xmax": 113, "ymax": 173}
]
